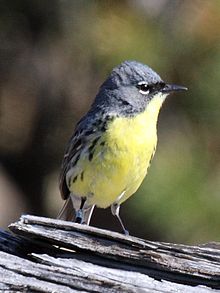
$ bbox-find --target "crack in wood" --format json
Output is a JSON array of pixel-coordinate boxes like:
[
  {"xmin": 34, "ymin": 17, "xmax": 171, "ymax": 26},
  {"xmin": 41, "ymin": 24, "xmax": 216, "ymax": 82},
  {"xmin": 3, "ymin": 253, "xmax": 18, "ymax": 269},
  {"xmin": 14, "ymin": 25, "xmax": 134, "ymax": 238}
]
[{"xmin": 0, "ymin": 215, "xmax": 218, "ymax": 292}]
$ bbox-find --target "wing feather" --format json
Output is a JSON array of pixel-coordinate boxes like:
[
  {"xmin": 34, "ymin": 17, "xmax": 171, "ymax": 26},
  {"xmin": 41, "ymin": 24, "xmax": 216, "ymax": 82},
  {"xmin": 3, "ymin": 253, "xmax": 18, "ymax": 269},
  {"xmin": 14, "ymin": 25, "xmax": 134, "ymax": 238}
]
[{"xmin": 59, "ymin": 113, "xmax": 106, "ymax": 199}]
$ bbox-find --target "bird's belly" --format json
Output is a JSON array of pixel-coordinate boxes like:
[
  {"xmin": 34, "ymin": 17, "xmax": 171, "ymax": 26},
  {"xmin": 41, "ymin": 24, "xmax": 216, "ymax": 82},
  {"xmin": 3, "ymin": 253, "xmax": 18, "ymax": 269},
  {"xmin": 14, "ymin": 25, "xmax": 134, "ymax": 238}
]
[
  {"xmin": 73, "ymin": 141, "xmax": 156, "ymax": 208},
  {"xmin": 70, "ymin": 111, "xmax": 158, "ymax": 208},
  {"xmin": 103, "ymin": 140, "xmax": 156, "ymax": 207}
]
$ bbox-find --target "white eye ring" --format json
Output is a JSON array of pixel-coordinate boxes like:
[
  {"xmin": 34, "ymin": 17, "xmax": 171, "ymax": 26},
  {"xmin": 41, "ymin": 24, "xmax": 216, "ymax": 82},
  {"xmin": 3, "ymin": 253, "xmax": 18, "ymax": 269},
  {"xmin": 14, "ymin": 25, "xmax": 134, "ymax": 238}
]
[{"xmin": 137, "ymin": 81, "xmax": 150, "ymax": 95}]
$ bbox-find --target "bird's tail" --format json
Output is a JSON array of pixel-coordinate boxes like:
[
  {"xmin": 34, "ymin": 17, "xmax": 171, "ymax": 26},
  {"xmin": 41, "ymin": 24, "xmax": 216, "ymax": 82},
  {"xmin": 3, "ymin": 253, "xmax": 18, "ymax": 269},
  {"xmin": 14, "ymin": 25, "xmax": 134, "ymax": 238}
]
[
  {"xmin": 57, "ymin": 195, "xmax": 95, "ymax": 225},
  {"xmin": 57, "ymin": 197, "xmax": 75, "ymax": 221}
]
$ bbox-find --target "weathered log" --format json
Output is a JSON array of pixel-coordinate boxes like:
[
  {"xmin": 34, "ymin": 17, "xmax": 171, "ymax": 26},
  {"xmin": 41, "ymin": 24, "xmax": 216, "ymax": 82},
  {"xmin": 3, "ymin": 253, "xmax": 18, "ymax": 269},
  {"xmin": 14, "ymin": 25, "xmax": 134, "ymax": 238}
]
[{"xmin": 0, "ymin": 215, "xmax": 219, "ymax": 292}]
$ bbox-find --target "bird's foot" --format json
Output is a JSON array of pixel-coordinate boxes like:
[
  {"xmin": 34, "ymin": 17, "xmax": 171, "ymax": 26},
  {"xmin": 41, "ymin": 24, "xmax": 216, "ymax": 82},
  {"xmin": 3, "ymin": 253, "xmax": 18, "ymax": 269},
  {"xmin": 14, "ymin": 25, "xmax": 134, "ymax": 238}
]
[{"xmin": 75, "ymin": 209, "xmax": 83, "ymax": 224}]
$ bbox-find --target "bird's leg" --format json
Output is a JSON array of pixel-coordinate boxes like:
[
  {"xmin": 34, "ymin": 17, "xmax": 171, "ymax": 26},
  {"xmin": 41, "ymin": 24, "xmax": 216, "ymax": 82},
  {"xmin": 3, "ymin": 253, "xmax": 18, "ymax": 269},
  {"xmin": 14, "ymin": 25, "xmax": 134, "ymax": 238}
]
[
  {"xmin": 83, "ymin": 205, "xmax": 95, "ymax": 225},
  {"xmin": 75, "ymin": 197, "xmax": 86, "ymax": 224},
  {"xmin": 111, "ymin": 203, "xmax": 129, "ymax": 235}
]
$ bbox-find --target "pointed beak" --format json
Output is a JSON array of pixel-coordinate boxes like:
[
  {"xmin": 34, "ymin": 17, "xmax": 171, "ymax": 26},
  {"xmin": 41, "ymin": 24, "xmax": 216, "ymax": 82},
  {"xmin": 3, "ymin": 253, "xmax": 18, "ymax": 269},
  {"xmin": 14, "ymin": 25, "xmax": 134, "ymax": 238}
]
[{"xmin": 162, "ymin": 84, "xmax": 188, "ymax": 93}]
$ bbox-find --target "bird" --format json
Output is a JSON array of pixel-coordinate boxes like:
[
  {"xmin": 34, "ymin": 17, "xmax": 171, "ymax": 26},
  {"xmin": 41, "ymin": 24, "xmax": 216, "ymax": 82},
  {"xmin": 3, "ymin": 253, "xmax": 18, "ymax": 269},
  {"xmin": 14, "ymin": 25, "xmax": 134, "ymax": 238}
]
[{"xmin": 57, "ymin": 60, "xmax": 187, "ymax": 234}]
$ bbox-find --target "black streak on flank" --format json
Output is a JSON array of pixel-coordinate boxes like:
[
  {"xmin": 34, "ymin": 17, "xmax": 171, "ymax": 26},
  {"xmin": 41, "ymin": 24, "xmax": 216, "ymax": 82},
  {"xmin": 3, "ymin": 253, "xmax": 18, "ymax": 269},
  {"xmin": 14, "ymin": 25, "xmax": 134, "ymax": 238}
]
[
  {"xmin": 81, "ymin": 172, "xmax": 84, "ymax": 181},
  {"xmin": 90, "ymin": 137, "xmax": 101, "ymax": 150},
  {"xmin": 88, "ymin": 136, "xmax": 100, "ymax": 157},
  {"xmin": 72, "ymin": 175, "xmax": 78, "ymax": 184},
  {"xmin": 101, "ymin": 120, "xmax": 109, "ymax": 132},
  {"xmin": 100, "ymin": 141, "xmax": 105, "ymax": 146},
  {"xmin": 89, "ymin": 152, "xmax": 94, "ymax": 161},
  {"xmin": 99, "ymin": 115, "xmax": 114, "ymax": 132},
  {"xmin": 88, "ymin": 136, "xmax": 101, "ymax": 162}
]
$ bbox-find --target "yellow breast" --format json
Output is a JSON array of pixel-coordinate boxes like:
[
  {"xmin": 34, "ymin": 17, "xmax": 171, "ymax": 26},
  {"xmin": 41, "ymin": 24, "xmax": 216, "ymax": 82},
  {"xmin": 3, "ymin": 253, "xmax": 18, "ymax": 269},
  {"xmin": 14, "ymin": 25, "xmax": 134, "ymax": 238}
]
[{"xmin": 69, "ymin": 93, "xmax": 165, "ymax": 208}]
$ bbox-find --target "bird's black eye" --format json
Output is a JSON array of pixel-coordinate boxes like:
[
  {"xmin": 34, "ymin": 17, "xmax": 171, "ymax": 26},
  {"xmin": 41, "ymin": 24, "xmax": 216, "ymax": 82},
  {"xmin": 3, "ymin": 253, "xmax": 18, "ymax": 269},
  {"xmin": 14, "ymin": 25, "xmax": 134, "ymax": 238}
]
[{"xmin": 136, "ymin": 82, "xmax": 150, "ymax": 95}]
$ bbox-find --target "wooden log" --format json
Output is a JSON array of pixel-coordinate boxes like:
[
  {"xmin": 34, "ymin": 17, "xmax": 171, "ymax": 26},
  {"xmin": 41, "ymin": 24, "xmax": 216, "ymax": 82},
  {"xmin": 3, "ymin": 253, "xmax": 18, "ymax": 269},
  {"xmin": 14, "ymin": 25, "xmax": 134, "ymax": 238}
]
[{"xmin": 0, "ymin": 214, "xmax": 219, "ymax": 292}]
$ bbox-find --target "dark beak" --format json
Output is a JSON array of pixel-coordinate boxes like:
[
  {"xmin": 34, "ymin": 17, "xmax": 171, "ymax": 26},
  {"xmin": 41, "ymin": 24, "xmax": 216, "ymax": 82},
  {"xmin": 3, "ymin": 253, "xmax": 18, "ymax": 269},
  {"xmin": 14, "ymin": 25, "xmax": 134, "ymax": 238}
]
[{"xmin": 162, "ymin": 84, "xmax": 188, "ymax": 93}]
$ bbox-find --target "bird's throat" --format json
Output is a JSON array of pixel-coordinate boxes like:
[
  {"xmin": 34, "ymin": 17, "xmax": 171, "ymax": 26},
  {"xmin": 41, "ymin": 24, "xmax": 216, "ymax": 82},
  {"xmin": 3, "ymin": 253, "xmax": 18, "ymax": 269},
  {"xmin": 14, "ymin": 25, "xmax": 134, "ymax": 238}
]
[{"xmin": 106, "ymin": 93, "xmax": 166, "ymax": 145}]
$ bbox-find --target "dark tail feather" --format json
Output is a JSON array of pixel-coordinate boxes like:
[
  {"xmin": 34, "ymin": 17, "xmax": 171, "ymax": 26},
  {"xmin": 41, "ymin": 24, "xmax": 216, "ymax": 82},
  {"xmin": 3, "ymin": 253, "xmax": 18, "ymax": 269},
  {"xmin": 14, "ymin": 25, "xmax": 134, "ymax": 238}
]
[
  {"xmin": 57, "ymin": 197, "xmax": 75, "ymax": 221},
  {"xmin": 57, "ymin": 195, "xmax": 95, "ymax": 224}
]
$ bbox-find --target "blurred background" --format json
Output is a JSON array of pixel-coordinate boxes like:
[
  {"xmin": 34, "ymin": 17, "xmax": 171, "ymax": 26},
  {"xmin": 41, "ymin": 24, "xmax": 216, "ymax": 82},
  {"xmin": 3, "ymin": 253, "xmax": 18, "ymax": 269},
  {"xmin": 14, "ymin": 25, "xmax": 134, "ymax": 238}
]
[{"xmin": 0, "ymin": 0, "xmax": 220, "ymax": 244}]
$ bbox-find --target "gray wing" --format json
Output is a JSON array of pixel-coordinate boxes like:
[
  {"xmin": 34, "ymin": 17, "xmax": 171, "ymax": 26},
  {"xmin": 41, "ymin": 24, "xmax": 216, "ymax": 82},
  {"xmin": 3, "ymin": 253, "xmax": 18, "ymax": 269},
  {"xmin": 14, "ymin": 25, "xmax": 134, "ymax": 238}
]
[
  {"xmin": 59, "ymin": 117, "xmax": 92, "ymax": 199},
  {"xmin": 59, "ymin": 130, "xmax": 80, "ymax": 200},
  {"xmin": 59, "ymin": 111, "xmax": 111, "ymax": 200}
]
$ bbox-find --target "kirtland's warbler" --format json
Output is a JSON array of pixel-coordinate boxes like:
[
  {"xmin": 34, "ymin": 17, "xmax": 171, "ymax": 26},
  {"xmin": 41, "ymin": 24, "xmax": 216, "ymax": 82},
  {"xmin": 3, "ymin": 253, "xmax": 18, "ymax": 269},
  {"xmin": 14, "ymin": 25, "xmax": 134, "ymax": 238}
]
[{"xmin": 58, "ymin": 60, "xmax": 187, "ymax": 234}]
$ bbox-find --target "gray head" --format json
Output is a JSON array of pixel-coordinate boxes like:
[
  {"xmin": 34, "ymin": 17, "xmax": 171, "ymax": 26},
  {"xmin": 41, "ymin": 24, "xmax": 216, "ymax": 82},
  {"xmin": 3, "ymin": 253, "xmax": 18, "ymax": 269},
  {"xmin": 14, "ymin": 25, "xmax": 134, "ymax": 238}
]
[{"xmin": 92, "ymin": 60, "xmax": 187, "ymax": 116}]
